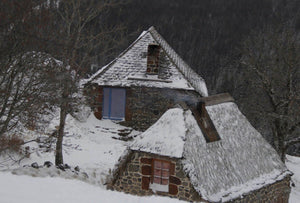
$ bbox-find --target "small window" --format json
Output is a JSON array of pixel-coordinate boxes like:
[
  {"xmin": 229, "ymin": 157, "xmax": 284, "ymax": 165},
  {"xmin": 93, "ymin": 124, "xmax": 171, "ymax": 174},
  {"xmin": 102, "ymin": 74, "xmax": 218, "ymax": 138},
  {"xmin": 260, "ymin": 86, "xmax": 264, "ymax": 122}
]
[
  {"xmin": 146, "ymin": 44, "xmax": 160, "ymax": 74},
  {"xmin": 150, "ymin": 159, "xmax": 170, "ymax": 192}
]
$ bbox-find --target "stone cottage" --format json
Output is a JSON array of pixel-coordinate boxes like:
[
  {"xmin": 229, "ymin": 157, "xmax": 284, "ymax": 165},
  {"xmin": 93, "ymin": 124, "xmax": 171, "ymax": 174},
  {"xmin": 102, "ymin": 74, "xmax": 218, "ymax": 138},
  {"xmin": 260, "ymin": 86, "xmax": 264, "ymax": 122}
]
[
  {"xmin": 106, "ymin": 95, "xmax": 291, "ymax": 202},
  {"xmin": 84, "ymin": 26, "xmax": 207, "ymax": 130}
]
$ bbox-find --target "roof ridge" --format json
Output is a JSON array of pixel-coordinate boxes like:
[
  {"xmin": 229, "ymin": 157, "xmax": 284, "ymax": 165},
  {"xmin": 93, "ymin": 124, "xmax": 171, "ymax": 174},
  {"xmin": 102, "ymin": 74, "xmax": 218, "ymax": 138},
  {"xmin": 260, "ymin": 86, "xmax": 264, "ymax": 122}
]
[
  {"xmin": 148, "ymin": 27, "xmax": 208, "ymax": 96},
  {"xmin": 148, "ymin": 26, "xmax": 156, "ymax": 32}
]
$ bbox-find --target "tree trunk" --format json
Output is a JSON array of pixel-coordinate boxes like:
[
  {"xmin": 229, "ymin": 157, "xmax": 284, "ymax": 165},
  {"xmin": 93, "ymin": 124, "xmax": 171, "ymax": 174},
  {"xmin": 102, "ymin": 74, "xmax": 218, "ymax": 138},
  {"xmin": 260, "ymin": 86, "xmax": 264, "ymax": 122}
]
[
  {"xmin": 278, "ymin": 133, "xmax": 286, "ymax": 163},
  {"xmin": 55, "ymin": 104, "xmax": 68, "ymax": 166},
  {"xmin": 275, "ymin": 119, "xmax": 285, "ymax": 163}
]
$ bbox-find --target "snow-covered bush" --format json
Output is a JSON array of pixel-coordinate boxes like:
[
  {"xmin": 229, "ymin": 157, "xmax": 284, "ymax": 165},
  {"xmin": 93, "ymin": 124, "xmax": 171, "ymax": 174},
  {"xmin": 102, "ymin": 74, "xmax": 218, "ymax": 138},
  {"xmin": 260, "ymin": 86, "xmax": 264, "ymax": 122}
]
[{"xmin": 0, "ymin": 134, "xmax": 24, "ymax": 155}]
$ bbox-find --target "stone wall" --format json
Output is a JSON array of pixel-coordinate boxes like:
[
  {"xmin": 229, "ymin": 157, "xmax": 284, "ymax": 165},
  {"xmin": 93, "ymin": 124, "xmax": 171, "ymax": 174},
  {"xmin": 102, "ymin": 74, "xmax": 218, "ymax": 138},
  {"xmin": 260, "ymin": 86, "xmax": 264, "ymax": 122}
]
[
  {"xmin": 84, "ymin": 83, "xmax": 103, "ymax": 119},
  {"xmin": 231, "ymin": 176, "xmax": 291, "ymax": 203},
  {"xmin": 87, "ymin": 85, "xmax": 200, "ymax": 131},
  {"xmin": 122, "ymin": 86, "xmax": 200, "ymax": 130},
  {"xmin": 108, "ymin": 151, "xmax": 291, "ymax": 203},
  {"xmin": 108, "ymin": 151, "xmax": 204, "ymax": 202}
]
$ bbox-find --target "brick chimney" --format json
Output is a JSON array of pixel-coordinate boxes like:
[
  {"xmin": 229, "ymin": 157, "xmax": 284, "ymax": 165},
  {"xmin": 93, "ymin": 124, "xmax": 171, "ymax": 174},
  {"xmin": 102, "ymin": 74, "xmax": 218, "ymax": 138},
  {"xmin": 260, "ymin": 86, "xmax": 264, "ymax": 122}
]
[{"xmin": 146, "ymin": 44, "xmax": 160, "ymax": 74}]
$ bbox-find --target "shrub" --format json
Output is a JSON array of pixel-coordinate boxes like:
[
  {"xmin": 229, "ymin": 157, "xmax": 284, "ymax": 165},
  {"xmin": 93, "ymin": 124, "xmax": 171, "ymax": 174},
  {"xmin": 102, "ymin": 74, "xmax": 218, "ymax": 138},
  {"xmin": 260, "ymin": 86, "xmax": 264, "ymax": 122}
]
[{"xmin": 0, "ymin": 134, "xmax": 24, "ymax": 154}]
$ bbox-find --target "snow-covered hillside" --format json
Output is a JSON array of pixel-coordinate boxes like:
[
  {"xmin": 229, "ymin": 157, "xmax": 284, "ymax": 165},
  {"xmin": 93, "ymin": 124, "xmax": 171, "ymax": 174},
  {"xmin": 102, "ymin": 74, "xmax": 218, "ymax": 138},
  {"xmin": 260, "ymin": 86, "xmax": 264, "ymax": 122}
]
[
  {"xmin": 0, "ymin": 112, "xmax": 299, "ymax": 202},
  {"xmin": 0, "ymin": 112, "xmax": 139, "ymax": 186}
]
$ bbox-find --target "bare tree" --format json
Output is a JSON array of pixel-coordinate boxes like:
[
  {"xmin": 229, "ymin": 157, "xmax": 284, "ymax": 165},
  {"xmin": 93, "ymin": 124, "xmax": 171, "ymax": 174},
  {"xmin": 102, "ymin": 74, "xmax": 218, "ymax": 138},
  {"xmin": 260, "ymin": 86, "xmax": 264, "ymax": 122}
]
[
  {"xmin": 0, "ymin": 0, "xmax": 61, "ymax": 139},
  {"xmin": 0, "ymin": 52, "xmax": 62, "ymax": 136},
  {"xmin": 240, "ymin": 25, "xmax": 300, "ymax": 161},
  {"xmin": 0, "ymin": 0, "xmax": 122, "ymax": 163},
  {"xmin": 48, "ymin": 0, "xmax": 122, "ymax": 166}
]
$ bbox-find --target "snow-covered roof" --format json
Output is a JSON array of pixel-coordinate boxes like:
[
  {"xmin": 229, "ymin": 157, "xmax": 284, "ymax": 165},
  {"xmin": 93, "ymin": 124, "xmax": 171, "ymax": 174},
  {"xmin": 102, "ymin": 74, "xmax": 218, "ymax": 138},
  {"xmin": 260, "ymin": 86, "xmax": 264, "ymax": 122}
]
[
  {"xmin": 130, "ymin": 102, "xmax": 290, "ymax": 202},
  {"xmin": 130, "ymin": 108, "xmax": 186, "ymax": 158},
  {"xmin": 85, "ymin": 26, "xmax": 208, "ymax": 97}
]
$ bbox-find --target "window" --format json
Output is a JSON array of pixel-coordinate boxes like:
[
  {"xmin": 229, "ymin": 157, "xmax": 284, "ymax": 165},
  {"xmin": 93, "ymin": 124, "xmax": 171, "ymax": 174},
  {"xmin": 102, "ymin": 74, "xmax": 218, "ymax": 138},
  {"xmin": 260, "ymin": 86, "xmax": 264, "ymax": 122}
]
[
  {"xmin": 146, "ymin": 44, "xmax": 160, "ymax": 74},
  {"xmin": 102, "ymin": 88, "xmax": 126, "ymax": 120},
  {"xmin": 150, "ymin": 159, "xmax": 170, "ymax": 192}
]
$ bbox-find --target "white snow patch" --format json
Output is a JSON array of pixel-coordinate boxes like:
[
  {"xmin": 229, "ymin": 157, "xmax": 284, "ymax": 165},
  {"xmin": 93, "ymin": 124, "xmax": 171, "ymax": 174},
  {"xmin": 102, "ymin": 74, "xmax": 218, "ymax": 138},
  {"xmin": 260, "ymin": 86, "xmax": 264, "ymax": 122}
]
[
  {"xmin": 131, "ymin": 108, "xmax": 186, "ymax": 158},
  {"xmin": 0, "ymin": 109, "xmax": 139, "ymax": 186},
  {"xmin": 286, "ymin": 155, "xmax": 300, "ymax": 203},
  {"xmin": 150, "ymin": 183, "xmax": 169, "ymax": 193},
  {"xmin": 0, "ymin": 172, "xmax": 184, "ymax": 203}
]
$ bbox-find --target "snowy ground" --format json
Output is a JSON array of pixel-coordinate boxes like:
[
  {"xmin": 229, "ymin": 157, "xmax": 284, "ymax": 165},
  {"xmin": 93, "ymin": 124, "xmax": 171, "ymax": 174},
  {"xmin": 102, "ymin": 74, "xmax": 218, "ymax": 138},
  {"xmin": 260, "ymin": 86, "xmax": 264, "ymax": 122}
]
[
  {"xmin": 0, "ymin": 112, "xmax": 185, "ymax": 202},
  {"xmin": 286, "ymin": 155, "xmax": 300, "ymax": 203},
  {"xmin": 0, "ymin": 112, "xmax": 139, "ymax": 186},
  {"xmin": 0, "ymin": 172, "xmax": 184, "ymax": 203},
  {"xmin": 0, "ymin": 112, "xmax": 299, "ymax": 202}
]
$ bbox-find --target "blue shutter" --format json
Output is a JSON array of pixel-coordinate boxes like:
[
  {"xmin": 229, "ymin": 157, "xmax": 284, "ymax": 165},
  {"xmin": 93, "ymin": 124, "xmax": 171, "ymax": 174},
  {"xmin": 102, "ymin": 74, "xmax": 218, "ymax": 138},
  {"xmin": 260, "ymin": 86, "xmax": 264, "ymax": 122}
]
[{"xmin": 102, "ymin": 88, "xmax": 126, "ymax": 120}]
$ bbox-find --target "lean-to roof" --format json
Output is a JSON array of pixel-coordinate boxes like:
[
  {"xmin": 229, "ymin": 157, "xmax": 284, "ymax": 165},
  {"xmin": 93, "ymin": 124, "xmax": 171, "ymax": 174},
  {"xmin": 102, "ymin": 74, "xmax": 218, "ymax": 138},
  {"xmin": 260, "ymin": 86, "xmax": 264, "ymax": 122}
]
[{"xmin": 130, "ymin": 101, "xmax": 290, "ymax": 202}]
